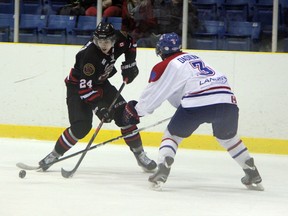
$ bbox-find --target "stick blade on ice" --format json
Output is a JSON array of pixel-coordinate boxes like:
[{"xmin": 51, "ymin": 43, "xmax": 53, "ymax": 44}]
[{"xmin": 16, "ymin": 162, "xmax": 40, "ymax": 171}]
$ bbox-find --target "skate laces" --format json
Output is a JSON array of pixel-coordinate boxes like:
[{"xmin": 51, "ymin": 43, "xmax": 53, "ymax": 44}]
[
  {"xmin": 149, "ymin": 157, "xmax": 174, "ymax": 183},
  {"xmin": 137, "ymin": 152, "xmax": 152, "ymax": 165},
  {"xmin": 242, "ymin": 158, "xmax": 262, "ymax": 184},
  {"xmin": 43, "ymin": 152, "xmax": 59, "ymax": 164}
]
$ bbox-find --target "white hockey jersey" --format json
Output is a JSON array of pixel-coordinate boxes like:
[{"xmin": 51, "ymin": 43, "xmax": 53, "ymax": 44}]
[{"xmin": 135, "ymin": 52, "xmax": 237, "ymax": 116}]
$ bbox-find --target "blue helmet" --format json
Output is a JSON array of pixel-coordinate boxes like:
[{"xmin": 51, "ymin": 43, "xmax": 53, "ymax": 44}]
[{"xmin": 156, "ymin": 32, "xmax": 182, "ymax": 58}]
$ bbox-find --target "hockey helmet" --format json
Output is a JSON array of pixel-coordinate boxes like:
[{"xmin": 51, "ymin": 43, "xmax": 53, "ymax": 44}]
[
  {"xmin": 94, "ymin": 22, "xmax": 115, "ymax": 39},
  {"xmin": 93, "ymin": 22, "xmax": 116, "ymax": 54},
  {"xmin": 156, "ymin": 32, "xmax": 182, "ymax": 59}
]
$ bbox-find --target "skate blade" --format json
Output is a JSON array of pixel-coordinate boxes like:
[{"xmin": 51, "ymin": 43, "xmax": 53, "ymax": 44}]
[
  {"xmin": 245, "ymin": 183, "xmax": 264, "ymax": 191},
  {"xmin": 149, "ymin": 181, "xmax": 164, "ymax": 191},
  {"xmin": 141, "ymin": 167, "xmax": 156, "ymax": 173}
]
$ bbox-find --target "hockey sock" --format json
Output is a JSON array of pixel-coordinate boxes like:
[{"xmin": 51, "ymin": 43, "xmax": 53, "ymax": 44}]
[
  {"xmin": 54, "ymin": 127, "xmax": 79, "ymax": 155},
  {"xmin": 121, "ymin": 125, "xmax": 143, "ymax": 153},
  {"xmin": 158, "ymin": 129, "xmax": 183, "ymax": 164},
  {"xmin": 217, "ymin": 135, "xmax": 251, "ymax": 168}
]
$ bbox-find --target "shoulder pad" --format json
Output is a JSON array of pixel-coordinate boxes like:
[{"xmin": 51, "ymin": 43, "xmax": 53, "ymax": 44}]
[{"xmin": 119, "ymin": 30, "xmax": 128, "ymax": 38}]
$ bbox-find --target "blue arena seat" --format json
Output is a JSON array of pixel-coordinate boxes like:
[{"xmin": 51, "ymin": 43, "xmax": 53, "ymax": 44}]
[
  {"xmin": 252, "ymin": 0, "xmax": 282, "ymax": 35},
  {"xmin": 283, "ymin": 38, "xmax": 288, "ymax": 52},
  {"xmin": 0, "ymin": 13, "xmax": 14, "ymax": 42},
  {"xmin": 189, "ymin": 20, "xmax": 225, "ymax": 50},
  {"xmin": 19, "ymin": 14, "xmax": 47, "ymax": 43},
  {"xmin": 49, "ymin": 0, "xmax": 67, "ymax": 13},
  {"xmin": 0, "ymin": 0, "xmax": 14, "ymax": 14},
  {"xmin": 104, "ymin": 17, "xmax": 122, "ymax": 30},
  {"xmin": 42, "ymin": 15, "xmax": 77, "ymax": 44},
  {"xmin": 222, "ymin": 21, "xmax": 261, "ymax": 51},
  {"xmin": 221, "ymin": 0, "xmax": 256, "ymax": 21},
  {"xmin": 22, "ymin": 1, "xmax": 41, "ymax": 14},
  {"xmin": 0, "ymin": 26, "xmax": 10, "ymax": 42},
  {"xmin": 70, "ymin": 16, "xmax": 97, "ymax": 45},
  {"xmin": 192, "ymin": 0, "xmax": 224, "ymax": 20}
]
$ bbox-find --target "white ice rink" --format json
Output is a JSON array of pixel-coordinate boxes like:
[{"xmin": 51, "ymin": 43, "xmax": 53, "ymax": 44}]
[{"xmin": 1, "ymin": 138, "xmax": 288, "ymax": 216}]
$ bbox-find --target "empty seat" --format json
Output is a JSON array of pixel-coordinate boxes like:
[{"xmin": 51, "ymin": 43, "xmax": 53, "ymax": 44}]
[
  {"xmin": 283, "ymin": 37, "xmax": 288, "ymax": 52},
  {"xmin": 221, "ymin": 0, "xmax": 256, "ymax": 21},
  {"xmin": 42, "ymin": 15, "xmax": 76, "ymax": 44},
  {"xmin": 70, "ymin": 16, "xmax": 97, "ymax": 45},
  {"xmin": 189, "ymin": 20, "xmax": 225, "ymax": 50},
  {"xmin": 104, "ymin": 17, "xmax": 122, "ymax": 30},
  {"xmin": 22, "ymin": 1, "xmax": 41, "ymax": 14},
  {"xmin": 0, "ymin": 26, "xmax": 10, "ymax": 42},
  {"xmin": 278, "ymin": 0, "xmax": 287, "ymax": 33},
  {"xmin": 0, "ymin": 13, "xmax": 14, "ymax": 42},
  {"xmin": 0, "ymin": 13, "xmax": 14, "ymax": 28},
  {"xmin": 0, "ymin": 0, "xmax": 14, "ymax": 14},
  {"xmin": 252, "ymin": 0, "xmax": 281, "ymax": 35},
  {"xmin": 49, "ymin": 0, "xmax": 67, "ymax": 13},
  {"xmin": 222, "ymin": 21, "xmax": 261, "ymax": 51},
  {"xmin": 19, "ymin": 14, "xmax": 47, "ymax": 43},
  {"xmin": 192, "ymin": 0, "xmax": 224, "ymax": 20}
]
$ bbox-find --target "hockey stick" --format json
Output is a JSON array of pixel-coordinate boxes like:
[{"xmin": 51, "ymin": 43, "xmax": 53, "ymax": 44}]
[
  {"xmin": 16, "ymin": 117, "xmax": 171, "ymax": 171},
  {"xmin": 61, "ymin": 80, "xmax": 127, "ymax": 178}
]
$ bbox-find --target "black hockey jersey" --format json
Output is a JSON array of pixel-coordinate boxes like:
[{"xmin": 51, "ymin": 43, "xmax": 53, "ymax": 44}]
[{"xmin": 65, "ymin": 30, "xmax": 137, "ymax": 105}]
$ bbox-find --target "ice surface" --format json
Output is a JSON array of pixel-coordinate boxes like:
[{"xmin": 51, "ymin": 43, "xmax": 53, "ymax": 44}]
[{"xmin": 0, "ymin": 138, "xmax": 287, "ymax": 216}]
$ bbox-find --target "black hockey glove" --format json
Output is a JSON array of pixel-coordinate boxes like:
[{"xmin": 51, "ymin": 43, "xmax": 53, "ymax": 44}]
[
  {"xmin": 122, "ymin": 100, "xmax": 140, "ymax": 126},
  {"xmin": 121, "ymin": 61, "xmax": 139, "ymax": 84},
  {"xmin": 94, "ymin": 102, "xmax": 114, "ymax": 123}
]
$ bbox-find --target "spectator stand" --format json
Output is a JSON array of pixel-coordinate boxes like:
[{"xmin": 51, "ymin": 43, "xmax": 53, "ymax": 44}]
[
  {"xmin": 19, "ymin": 14, "xmax": 48, "ymax": 43},
  {"xmin": 42, "ymin": 14, "xmax": 77, "ymax": 44},
  {"xmin": 22, "ymin": 0, "xmax": 41, "ymax": 14},
  {"xmin": 191, "ymin": 0, "xmax": 224, "ymax": 21},
  {"xmin": 189, "ymin": 20, "xmax": 225, "ymax": 50},
  {"xmin": 103, "ymin": 16, "xmax": 122, "ymax": 30},
  {"xmin": 149, "ymin": 0, "xmax": 198, "ymax": 48},
  {"xmin": 122, "ymin": 0, "xmax": 157, "ymax": 47},
  {"xmin": 0, "ymin": 0, "xmax": 16, "ymax": 14},
  {"xmin": 70, "ymin": 15, "xmax": 97, "ymax": 45},
  {"xmin": 0, "ymin": 13, "xmax": 14, "ymax": 42},
  {"xmin": 278, "ymin": 0, "xmax": 288, "ymax": 52},
  {"xmin": 221, "ymin": 0, "xmax": 256, "ymax": 22},
  {"xmin": 222, "ymin": 21, "xmax": 261, "ymax": 51}
]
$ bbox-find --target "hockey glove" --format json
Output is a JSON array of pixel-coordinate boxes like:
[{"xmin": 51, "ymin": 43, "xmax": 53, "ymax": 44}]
[
  {"xmin": 121, "ymin": 61, "xmax": 139, "ymax": 84},
  {"xmin": 94, "ymin": 102, "xmax": 114, "ymax": 123},
  {"xmin": 122, "ymin": 100, "xmax": 140, "ymax": 126}
]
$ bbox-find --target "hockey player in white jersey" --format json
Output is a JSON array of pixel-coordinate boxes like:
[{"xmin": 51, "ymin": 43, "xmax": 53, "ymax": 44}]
[{"xmin": 122, "ymin": 32, "xmax": 263, "ymax": 191}]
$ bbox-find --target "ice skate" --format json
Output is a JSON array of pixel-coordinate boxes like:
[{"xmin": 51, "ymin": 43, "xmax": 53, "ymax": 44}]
[
  {"xmin": 134, "ymin": 151, "xmax": 157, "ymax": 172},
  {"xmin": 38, "ymin": 150, "xmax": 61, "ymax": 171},
  {"xmin": 241, "ymin": 158, "xmax": 264, "ymax": 191},
  {"xmin": 148, "ymin": 156, "xmax": 174, "ymax": 191}
]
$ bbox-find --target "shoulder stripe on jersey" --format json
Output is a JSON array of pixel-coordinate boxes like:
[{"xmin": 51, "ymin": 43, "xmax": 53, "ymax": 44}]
[{"xmin": 149, "ymin": 52, "xmax": 184, "ymax": 83}]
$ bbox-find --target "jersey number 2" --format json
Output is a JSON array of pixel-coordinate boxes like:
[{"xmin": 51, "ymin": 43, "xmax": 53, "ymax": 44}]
[{"xmin": 80, "ymin": 79, "xmax": 92, "ymax": 89}]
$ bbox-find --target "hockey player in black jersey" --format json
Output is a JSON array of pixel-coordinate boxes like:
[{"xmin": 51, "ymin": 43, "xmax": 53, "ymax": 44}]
[{"xmin": 38, "ymin": 22, "xmax": 156, "ymax": 173}]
